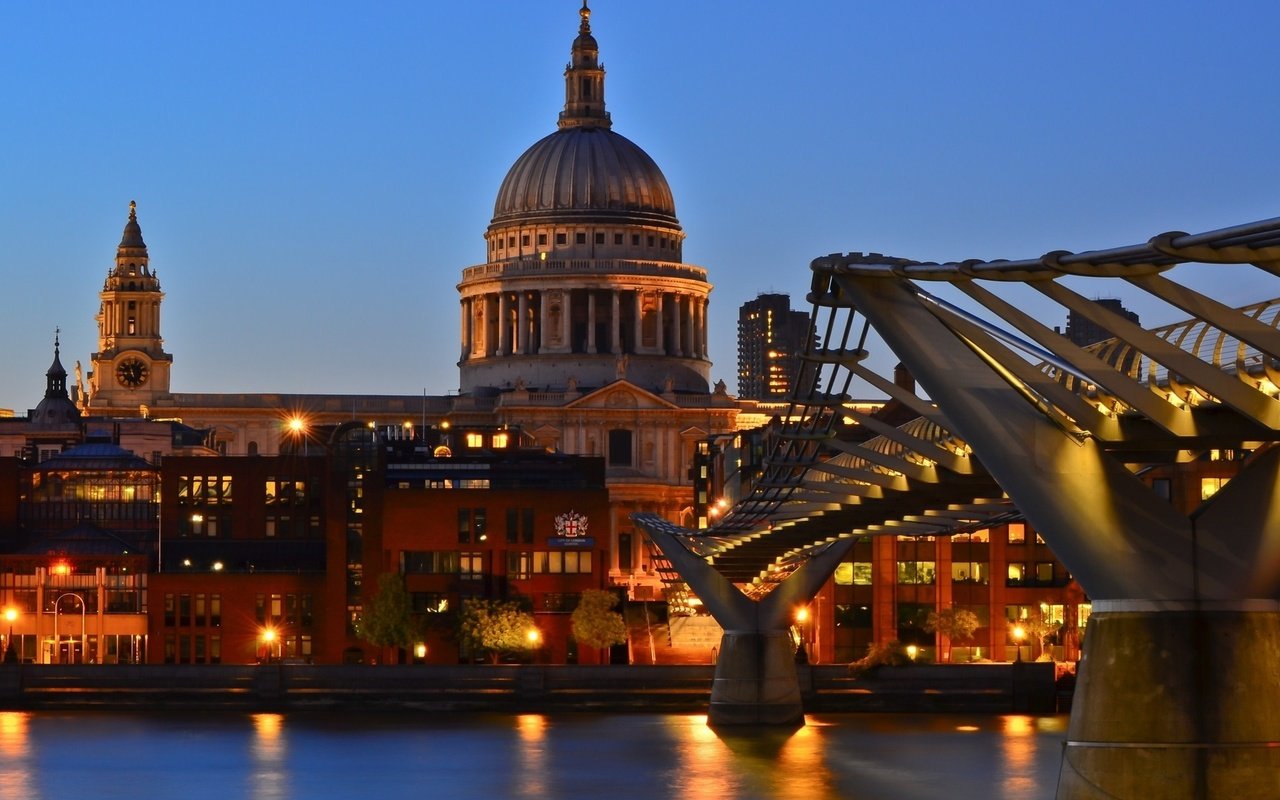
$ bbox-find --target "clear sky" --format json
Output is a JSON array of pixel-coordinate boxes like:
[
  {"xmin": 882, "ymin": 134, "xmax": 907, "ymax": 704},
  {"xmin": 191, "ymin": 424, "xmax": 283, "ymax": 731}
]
[{"xmin": 2, "ymin": 1, "xmax": 1277, "ymax": 413}]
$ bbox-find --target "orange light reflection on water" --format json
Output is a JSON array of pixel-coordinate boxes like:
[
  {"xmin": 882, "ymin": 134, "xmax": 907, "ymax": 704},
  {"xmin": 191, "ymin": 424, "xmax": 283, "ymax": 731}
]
[
  {"xmin": 250, "ymin": 713, "xmax": 288, "ymax": 800},
  {"xmin": 1000, "ymin": 715, "xmax": 1037, "ymax": 800},
  {"xmin": 515, "ymin": 714, "xmax": 549, "ymax": 799},
  {"xmin": 0, "ymin": 712, "xmax": 33, "ymax": 800}
]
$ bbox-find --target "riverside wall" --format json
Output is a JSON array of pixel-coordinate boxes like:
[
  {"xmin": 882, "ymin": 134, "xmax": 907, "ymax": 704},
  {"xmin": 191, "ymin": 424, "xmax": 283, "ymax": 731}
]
[{"xmin": 0, "ymin": 662, "xmax": 1059, "ymax": 714}]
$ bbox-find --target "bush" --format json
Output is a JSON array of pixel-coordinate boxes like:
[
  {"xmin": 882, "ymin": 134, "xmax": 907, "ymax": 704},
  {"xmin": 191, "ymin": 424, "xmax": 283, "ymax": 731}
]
[{"xmin": 848, "ymin": 639, "xmax": 913, "ymax": 677}]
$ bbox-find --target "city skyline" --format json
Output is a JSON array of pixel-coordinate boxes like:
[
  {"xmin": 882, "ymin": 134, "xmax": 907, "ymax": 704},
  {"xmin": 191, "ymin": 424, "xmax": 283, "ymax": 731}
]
[{"xmin": 2, "ymin": 1, "xmax": 1278, "ymax": 413}]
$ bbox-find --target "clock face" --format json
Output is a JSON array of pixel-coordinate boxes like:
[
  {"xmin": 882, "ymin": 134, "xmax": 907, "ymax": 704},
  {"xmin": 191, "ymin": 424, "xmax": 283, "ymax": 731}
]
[{"xmin": 116, "ymin": 357, "xmax": 149, "ymax": 388}]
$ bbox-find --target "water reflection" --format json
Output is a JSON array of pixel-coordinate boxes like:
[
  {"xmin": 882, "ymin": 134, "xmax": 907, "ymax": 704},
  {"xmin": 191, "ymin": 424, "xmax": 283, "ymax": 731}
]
[
  {"xmin": 0, "ymin": 712, "xmax": 35, "ymax": 800},
  {"xmin": 1000, "ymin": 715, "xmax": 1038, "ymax": 800},
  {"xmin": 249, "ymin": 713, "xmax": 289, "ymax": 800},
  {"xmin": 0, "ymin": 711, "xmax": 1068, "ymax": 800},
  {"xmin": 514, "ymin": 714, "xmax": 548, "ymax": 799}
]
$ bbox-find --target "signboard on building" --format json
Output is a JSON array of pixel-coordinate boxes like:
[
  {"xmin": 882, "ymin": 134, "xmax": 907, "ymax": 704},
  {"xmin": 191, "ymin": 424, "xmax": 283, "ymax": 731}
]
[{"xmin": 549, "ymin": 510, "xmax": 593, "ymax": 547}]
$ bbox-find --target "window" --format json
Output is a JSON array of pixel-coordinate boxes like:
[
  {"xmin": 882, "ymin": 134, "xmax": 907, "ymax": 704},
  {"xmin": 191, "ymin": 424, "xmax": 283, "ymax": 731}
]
[
  {"xmin": 466, "ymin": 432, "xmax": 484, "ymax": 448},
  {"xmin": 595, "ymin": 233, "xmax": 605, "ymax": 244},
  {"xmin": 614, "ymin": 233, "xmax": 623, "ymax": 245},
  {"xmin": 575, "ymin": 233, "xmax": 586, "ymax": 244},
  {"xmin": 1007, "ymin": 563, "xmax": 1027, "ymax": 586},
  {"xmin": 508, "ymin": 236, "xmax": 516, "ymax": 248},
  {"xmin": 631, "ymin": 234, "xmax": 640, "ymax": 246},
  {"xmin": 542, "ymin": 593, "xmax": 579, "ymax": 613},
  {"xmin": 508, "ymin": 551, "xmax": 532, "ymax": 579},
  {"xmin": 533, "ymin": 550, "xmax": 592, "ymax": 573},
  {"xmin": 538, "ymin": 233, "xmax": 547, "ymax": 246},
  {"xmin": 1035, "ymin": 562, "xmax": 1055, "ymax": 583},
  {"xmin": 402, "ymin": 551, "xmax": 459, "ymax": 574},
  {"xmin": 506, "ymin": 508, "xmax": 535, "ymax": 544},
  {"xmin": 1007, "ymin": 523, "xmax": 1026, "ymax": 544},
  {"xmin": 896, "ymin": 561, "xmax": 935, "ymax": 585},
  {"xmin": 834, "ymin": 562, "xmax": 873, "ymax": 585},
  {"xmin": 491, "ymin": 432, "xmax": 509, "ymax": 448},
  {"xmin": 951, "ymin": 562, "xmax": 989, "ymax": 584},
  {"xmin": 608, "ymin": 429, "xmax": 633, "ymax": 467},
  {"xmin": 457, "ymin": 508, "xmax": 486, "ymax": 542},
  {"xmin": 556, "ymin": 233, "xmax": 567, "ymax": 245},
  {"xmin": 1201, "ymin": 477, "xmax": 1229, "ymax": 500},
  {"xmin": 459, "ymin": 552, "xmax": 484, "ymax": 579},
  {"xmin": 411, "ymin": 592, "xmax": 449, "ymax": 614}
]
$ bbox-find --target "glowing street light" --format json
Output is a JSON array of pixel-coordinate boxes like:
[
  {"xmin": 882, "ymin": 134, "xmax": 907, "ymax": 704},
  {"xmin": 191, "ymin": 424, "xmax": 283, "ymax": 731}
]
[
  {"xmin": 1012, "ymin": 624, "xmax": 1026, "ymax": 663},
  {"xmin": 526, "ymin": 628, "xmax": 541, "ymax": 646},
  {"xmin": 261, "ymin": 627, "xmax": 280, "ymax": 663}
]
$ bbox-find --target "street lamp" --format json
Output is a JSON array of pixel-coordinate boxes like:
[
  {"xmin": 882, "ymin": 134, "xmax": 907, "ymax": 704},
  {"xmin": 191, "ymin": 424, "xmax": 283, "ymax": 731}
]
[
  {"xmin": 261, "ymin": 627, "xmax": 279, "ymax": 663},
  {"xmin": 3, "ymin": 608, "xmax": 17, "ymax": 663},
  {"xmin": 1012, "ymin": 624, "xmax": 1026, "ymax": 663}
]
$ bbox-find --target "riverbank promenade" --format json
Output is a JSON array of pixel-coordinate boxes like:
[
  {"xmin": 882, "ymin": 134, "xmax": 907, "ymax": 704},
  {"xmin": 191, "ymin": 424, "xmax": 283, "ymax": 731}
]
[{"xmin": 0, "ymin": 662, "xmax": 1057, "ymax": 714}]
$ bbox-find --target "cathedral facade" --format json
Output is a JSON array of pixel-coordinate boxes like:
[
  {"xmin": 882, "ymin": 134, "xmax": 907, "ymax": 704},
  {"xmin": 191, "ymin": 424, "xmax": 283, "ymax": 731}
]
[{"xmin": 73, "ymin": 3, "xmax": 741, "ymax": 587}]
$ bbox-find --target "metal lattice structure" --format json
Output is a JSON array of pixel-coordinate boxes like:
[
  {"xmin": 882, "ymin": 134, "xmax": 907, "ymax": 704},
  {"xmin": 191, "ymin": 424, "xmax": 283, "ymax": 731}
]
[{"xmin": 636, "ymin": 215, "xmax": 1280, "ymax": 603}]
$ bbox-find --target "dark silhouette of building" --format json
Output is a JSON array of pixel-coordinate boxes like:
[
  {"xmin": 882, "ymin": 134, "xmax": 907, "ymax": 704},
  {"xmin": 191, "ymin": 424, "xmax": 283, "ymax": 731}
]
[
  {"xmin": 1064, "ymin": 298, "xmax": 1139, "ymax": 347},
  {"xmin": 737, "ymin": 294, "xmax": 813, "ymax": 400}
]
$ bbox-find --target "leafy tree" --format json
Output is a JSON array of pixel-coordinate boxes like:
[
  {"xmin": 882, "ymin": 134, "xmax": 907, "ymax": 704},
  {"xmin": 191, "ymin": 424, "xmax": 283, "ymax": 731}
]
[
  {"xmin": 570, "ymin": 590, "xmax": 627, "ymax": 660},
  {"xmin": 355, "ymin": 573, "xmax": 419, "ymax": 663},
  {"xmin": 458, "ymin": 599, "xmax": 539, "ymax": 664},
  {"xmin": 925, "ymin": 608, "xmax": 981, "ymax": 663},
  {"xmin": 1015, "ymin": 605, "xmax": 1062, "ymax": 660}
]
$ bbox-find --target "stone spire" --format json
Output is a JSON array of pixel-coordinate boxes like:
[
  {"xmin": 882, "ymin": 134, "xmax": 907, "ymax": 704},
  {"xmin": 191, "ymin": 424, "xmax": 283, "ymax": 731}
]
[
  {"xmin": 558, "ymin": 1, "xmax": 611, "ymax": 130},
  {"xmin": 112, "ymin": 200, "xmax": 152, "ymax": 280}
]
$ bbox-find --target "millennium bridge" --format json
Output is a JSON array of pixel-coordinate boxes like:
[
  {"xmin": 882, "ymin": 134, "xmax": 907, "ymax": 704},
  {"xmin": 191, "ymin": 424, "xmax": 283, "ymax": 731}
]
[{"xmin": 635, "ymin": 215, "xmax": 1280, "ymax": 799}]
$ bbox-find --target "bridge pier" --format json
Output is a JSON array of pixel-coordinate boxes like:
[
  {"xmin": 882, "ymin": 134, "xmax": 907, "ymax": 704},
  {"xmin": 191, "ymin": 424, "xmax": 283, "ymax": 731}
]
[
  {"xmin": 708, "ymin": 630, "xmax": 803, "ymax": 727},
  {"xmin": 1057, "ymin": 605, "xmax": 1280, "ymax": 800}
]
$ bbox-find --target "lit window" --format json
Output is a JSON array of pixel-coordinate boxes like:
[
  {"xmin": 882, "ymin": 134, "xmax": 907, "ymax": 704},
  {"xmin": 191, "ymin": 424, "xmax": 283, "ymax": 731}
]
[
  {"xmin": 1201, "ymin": 477, "xmax": 1229, "ymax": 500},
  {"xmin": 466, "ymin": 433, "xmax": 484, "ymax": 448},
  {"xmin": 492, "ymin": 433, "xmax": 509, "ymax": 448},
  {"xmin": 1007, "ymin": 523, "xmax": 1026, "ymax": 544}
]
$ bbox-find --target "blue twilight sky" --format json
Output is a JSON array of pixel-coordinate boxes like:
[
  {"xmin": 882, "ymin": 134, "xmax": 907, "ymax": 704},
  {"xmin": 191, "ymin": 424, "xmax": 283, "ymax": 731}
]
[{"xmin": 1, "ymin": 1, "xmax": 1278, "ymax": 413}]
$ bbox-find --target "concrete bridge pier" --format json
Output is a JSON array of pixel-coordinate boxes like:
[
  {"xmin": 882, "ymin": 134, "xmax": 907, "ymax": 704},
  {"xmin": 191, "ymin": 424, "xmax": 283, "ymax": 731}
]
[
  {"xmin": 637, "ymin": 515, "xmax": 854, "ymax": 728},
  {"xmin": 709, "ymin": 630, "xmax": 803, "ymax": 726},
  {"xmin": 1057, "ymin": 604, "xmax": 1280, "ymax": 800}
]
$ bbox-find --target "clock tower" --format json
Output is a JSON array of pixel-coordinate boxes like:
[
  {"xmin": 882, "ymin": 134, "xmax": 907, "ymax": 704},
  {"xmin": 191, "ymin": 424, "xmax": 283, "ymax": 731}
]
[{"xmin": 87, "ymin": 201, "xmax": 173, "ymax": 413}]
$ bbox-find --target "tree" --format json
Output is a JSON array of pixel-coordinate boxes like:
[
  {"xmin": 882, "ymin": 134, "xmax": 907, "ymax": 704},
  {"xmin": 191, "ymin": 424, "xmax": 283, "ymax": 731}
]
[
  {"xmin": 925, "ymin": 608, "xmax": 980, "ymax": 663},
  {"xmin": 458, "ymin": 599, "xmax": 539, "ymax": 664},
  {"xmin": 354, "ymin": 573, "xmax": 419, "ymax": 663},
  {"xmin": 570, "ymin": 590, "xmax": 627, "ymax": 661}
]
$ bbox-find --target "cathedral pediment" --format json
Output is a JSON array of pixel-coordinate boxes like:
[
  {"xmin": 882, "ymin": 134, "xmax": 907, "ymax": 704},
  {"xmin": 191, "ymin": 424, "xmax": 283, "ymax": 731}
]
[{"xmin": 562, "ymin": 380, "xmax": 678, "ymax": 411}]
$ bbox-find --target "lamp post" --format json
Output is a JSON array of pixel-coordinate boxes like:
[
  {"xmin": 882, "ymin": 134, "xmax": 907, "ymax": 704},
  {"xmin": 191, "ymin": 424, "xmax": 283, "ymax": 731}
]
[
  {"xmin": 1012, "ymin": 624, "xmax": 1026, "ymax": 663},
  {"xmin": 53, "ymin": 593, "xmax": 87, "ymax": 665},
  {"xmin": 261, "ymin": 627, "xmax": 278, "ymax": 663},
  {"xmin": 3, "ymin": 608, "xmax": 17, "ymax": 663}
]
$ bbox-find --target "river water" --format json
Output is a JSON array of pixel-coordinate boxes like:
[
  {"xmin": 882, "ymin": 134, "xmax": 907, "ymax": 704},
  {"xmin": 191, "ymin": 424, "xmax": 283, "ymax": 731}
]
[{"xmin": 0, "ymin": 710, "xmax": 1068, "ymax": 800}]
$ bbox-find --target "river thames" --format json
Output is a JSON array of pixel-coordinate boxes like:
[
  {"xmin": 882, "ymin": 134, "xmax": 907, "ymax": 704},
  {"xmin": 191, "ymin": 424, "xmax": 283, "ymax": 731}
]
[{"xmin": 0, "ymin": 710, "xmax": 1068, "ymax": 799}]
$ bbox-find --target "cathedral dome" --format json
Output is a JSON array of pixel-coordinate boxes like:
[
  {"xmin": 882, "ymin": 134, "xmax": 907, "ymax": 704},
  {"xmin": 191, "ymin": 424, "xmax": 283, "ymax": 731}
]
[{"xmin": 490, "ymin": 127, "xmax": 679, "ymax": 228}]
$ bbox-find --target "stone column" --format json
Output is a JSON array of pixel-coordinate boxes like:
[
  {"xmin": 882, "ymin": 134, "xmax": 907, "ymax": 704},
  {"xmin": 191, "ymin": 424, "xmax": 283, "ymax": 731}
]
[
  {"xmin": 654, "ymin": 291, "xmax": 665, "ymax": 354},
  {"xmin": 586, "ymin": 292, "xmax": 597, "ymax": 354},
  {"xmin": 562, "ymin": 290, "xmax": 573, "ymax": 352},
  {"xmin": 497, "ymin": 292, "xmax": 510, "ymax": 355},
  {"xmin": 633, "ymin": 291, "xmax": 644, "ymax": 354},
  {"xmin": 460, "ymin": 297, "xmax": 470, "ymax": 361},
  {"xmin": 701, "ymin": 298, "xmax": 711, "ymax": 358},
  {"xmin": 539, "ymin": 290, "xmax": 550, "ymax": 352},
  {"xmin": 611, "ymin": 290, "xmax": 622, "ymax": 354},
  {"xmin": 517, "ymin": 292, "xmax": 529, "ymax": 354},
  {"xmin": 671, "ymin": 294, "xmax": 683, "ymax": 357}
]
